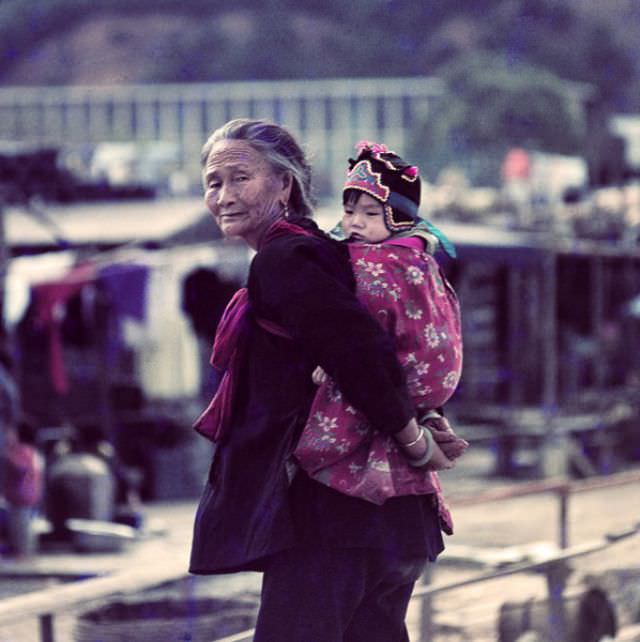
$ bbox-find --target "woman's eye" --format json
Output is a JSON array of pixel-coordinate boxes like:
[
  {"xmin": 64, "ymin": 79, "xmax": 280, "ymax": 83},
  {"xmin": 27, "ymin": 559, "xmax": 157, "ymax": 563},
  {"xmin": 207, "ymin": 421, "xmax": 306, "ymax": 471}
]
[
  {"xmin": 234, "ymin": 175, "xmax": 249, "ymax": 182},
  {"xmin": 207, "ymin": 180, "xmax": 221, "ymax": 190}
]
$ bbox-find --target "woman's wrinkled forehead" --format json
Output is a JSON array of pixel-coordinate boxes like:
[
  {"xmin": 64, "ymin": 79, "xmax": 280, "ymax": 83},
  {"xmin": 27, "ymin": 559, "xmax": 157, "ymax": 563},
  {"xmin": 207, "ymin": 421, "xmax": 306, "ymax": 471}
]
[{"xmin": 205, "ymin": 139, "xmax": 271, "ymax": 173}]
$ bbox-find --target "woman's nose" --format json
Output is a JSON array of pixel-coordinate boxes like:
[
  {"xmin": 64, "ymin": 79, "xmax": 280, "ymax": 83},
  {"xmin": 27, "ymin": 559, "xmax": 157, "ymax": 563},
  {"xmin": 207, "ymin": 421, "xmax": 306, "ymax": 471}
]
[{"xmin": 217, "ymin": 181, "xmax": 236, "ymax": 207}]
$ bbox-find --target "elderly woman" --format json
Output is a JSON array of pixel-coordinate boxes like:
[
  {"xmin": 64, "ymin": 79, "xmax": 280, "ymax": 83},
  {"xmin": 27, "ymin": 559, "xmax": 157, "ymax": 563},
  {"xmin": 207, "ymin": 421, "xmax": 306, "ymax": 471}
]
[{"xmin": 189, "ymin": 118, "xmax": 452, "ymax": 642}]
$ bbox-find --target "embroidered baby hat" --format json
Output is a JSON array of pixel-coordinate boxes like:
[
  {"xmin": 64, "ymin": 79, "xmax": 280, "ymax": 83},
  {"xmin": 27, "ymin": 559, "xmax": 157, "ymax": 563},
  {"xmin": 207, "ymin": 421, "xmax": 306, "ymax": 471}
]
[
  {"xmin": 343, "ymin": 141, "xmax": 456, "ymax": 257},
  {"xmin": 343, "ymin": 141, "xmax": 420, "ymax": 233}
]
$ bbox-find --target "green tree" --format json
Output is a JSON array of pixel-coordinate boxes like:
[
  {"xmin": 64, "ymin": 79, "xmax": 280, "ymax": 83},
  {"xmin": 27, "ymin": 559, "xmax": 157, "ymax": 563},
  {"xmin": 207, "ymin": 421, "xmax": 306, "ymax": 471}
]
[
  {"xmin": 411, "ymin": 53, "xmax": 585, "ymax": 185},
  {"xmin": 483, "ymin": 0, "xmax": 635, "ymax": 109}
]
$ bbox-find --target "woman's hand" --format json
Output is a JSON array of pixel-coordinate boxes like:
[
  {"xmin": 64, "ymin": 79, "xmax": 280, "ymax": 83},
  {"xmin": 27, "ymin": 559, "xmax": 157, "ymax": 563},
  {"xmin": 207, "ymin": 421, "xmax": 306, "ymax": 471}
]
[
  {"xmin": 422, "ymin": 414, "xmax": 469, "ymax": 461},
  {"xmin": 426, "ymin": 438, "xmax": 456, "ymax": 470},
  {"xmin": 394, "ymin": 418, "xmax": 454, "ymax": 470}
]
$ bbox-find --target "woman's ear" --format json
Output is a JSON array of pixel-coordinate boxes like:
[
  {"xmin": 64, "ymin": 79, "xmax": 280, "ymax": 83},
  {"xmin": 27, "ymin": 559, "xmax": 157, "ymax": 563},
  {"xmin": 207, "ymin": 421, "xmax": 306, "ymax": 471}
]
[{"xmin": 279, "ymin": 172, "xmax": 293, "ymax": 205}]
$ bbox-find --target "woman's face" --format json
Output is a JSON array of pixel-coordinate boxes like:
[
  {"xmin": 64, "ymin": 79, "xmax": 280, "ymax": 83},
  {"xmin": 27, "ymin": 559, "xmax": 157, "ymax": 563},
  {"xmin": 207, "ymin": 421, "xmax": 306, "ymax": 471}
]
[
  {"xmin": 203, "ymin": 139, "xmax": 290, "ymax": 248},
  {"xmin": 341, "ymin": 192, "xmax": 391, "ymax": 243}
]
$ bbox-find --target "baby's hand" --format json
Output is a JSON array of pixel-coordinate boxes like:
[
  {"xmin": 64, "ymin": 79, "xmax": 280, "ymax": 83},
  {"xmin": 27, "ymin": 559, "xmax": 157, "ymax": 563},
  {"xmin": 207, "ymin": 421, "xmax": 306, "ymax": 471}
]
[{"xmin": 312, "ymin": 366, "xmax": 328, "ymax": 385}]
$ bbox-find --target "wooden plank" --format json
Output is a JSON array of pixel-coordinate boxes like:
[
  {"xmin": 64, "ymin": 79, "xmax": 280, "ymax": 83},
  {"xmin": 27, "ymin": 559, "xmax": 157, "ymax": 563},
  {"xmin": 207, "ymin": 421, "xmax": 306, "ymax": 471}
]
[
  {"xmin": 411, "ymin": 527, "xmax": 639, "ymax": 599},
  {"xmin": 0, "ymin": 558, "xmax": 187, "ymax": 626},
  {"xmin": 214, "ymin": 631, "xmax": 255, "ymax": 642},
  {"xmin": 449, "ymin": 468, "xmax": 640, "ymax": 507},
  {"xmin": 449, "ymin": 478, "xmax": 569, "ymax": 506}
]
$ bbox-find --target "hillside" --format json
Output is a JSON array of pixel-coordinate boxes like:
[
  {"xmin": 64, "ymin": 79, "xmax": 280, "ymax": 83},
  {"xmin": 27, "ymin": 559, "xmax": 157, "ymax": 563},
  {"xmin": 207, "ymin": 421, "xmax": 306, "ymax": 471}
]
[
  {"xmin": 1, "ymin": 11, "xmax": 203, "ymax": 85},
  {"xmin": 0, "ymin": 1, "xmax": 637, "ymax": 112}
]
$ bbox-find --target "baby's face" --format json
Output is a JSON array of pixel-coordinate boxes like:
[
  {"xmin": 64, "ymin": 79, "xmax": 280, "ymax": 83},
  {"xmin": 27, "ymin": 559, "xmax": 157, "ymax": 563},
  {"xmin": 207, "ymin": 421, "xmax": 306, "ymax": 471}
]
[{"xmin": 342, "ymin": 192, "xmax": 391, "ymax": 243}]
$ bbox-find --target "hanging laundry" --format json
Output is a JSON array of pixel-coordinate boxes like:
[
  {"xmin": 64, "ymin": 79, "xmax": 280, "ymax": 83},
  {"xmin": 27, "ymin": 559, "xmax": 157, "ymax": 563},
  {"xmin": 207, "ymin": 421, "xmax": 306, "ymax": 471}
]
[
  {"xmin": 32, "ymin": 262, "xmax": 97, "ymax": 395},
  {"xmin": 98, "ymin": 263, "xmax": 150, "ymax": 369},
  {"xmin": 99, "ymin": 263, "xmax": 149, "ymax": 322}
]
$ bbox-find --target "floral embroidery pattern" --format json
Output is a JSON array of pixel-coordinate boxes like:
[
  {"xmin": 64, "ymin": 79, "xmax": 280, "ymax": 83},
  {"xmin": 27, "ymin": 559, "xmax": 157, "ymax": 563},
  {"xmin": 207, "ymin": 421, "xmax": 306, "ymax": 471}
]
[
  {"xmin": 315, "ymin": 413, "xmax": 337, "ymax": 433},
  {"xmin": 405, "ymin": 300, "xmax": 423, "ymax": 320},
  {"xmin": 405, "ymin": 265, "xmax": 425, "ymax": 285},
  {"xmin": 424, "ymin": 323, "xmax": 440, "ymax": 347},
  {"xmin": 415, "ymin": 361, "xmax": 430, "ymax": 376},
  {"xmin": 443, "ymin": 371, "xmax": 460, "ymax": 389},
  {"xmin": 363, "ymin": 261, "xmax": 385, "ymax": 277}
]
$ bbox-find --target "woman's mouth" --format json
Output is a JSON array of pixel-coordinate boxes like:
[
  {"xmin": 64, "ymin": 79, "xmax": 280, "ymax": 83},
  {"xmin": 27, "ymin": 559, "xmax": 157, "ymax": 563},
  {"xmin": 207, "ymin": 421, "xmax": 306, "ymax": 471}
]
[{"xmin": 219, "ymin": 212, "xmax": 246, "ymax": 221}]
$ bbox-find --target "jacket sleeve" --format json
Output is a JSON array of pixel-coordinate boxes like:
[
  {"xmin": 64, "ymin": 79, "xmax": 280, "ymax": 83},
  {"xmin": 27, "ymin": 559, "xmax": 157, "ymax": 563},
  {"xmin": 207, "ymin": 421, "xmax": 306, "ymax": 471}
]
[{"xmin": 250, "ymin": 235, "xmax": 414, "ymax": 435}]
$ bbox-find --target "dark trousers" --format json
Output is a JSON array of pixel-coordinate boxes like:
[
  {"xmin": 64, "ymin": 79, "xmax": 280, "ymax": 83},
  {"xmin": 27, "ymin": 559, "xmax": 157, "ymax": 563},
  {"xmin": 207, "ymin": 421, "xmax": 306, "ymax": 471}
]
[{"xmin": 254, "ymin": 546, "xmax": 427, "ymax": 642}]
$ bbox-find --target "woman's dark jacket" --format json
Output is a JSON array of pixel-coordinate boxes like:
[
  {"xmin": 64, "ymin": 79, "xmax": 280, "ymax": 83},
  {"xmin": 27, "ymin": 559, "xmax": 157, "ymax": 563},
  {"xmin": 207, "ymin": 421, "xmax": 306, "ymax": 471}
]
[{"xmin": 189, "ymin": 220, "xmax": 443, "ymax": 574}]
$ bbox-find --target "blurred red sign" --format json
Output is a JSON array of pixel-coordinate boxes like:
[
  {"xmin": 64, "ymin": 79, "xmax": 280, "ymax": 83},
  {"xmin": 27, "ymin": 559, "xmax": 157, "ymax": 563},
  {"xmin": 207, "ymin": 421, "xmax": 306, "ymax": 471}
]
[{"xmin": 502, "ymin": 148, "xmax": 531, "ymax": 180}]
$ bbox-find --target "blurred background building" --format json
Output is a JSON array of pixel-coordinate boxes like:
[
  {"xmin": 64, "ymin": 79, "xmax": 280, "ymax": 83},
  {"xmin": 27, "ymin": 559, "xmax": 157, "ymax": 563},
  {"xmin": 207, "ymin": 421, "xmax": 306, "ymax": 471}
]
[
  {"xmin": 0, "ymin": 0, "xmax": 639, "ymax": 513},
  {"xmin": 0, "ymin": 77, "xmax": 444, "ymax": 199}
]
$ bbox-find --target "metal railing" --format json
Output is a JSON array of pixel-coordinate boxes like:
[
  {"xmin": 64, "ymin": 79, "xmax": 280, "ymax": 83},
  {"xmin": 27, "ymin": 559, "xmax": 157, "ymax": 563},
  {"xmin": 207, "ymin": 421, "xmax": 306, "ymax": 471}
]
[
  {"xmin": 0, "ymin": 557, "xmax": 189, "ymax": 642},
  {"xmin": 0, "ymin": 468, "xmax": 638, "ymax": 642},
  {"xmin": 213, "ymin": 469, "xmax": 640, "ymax": 642},
  {"xmin": 0, "ymin": 76, "xmax": 444, "ymax": 196}
]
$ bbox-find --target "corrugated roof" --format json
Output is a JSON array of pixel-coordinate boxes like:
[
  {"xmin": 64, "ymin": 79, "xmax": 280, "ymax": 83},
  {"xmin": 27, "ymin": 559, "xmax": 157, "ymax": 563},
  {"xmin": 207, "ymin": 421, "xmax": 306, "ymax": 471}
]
[{"xmin": 5, "ymin": 197, "xmax": 208, "ymax": 248}]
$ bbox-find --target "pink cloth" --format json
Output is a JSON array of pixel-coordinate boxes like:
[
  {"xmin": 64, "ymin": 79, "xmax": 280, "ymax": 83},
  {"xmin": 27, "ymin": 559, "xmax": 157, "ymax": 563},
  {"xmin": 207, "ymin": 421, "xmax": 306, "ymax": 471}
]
[
  {"xmin": 294, "ymin": 241, "xmax": 462, "ymax": 531},
  {"xmin": 384, "ymin": 236, "xmax": 425, "ymax": 251},
  {"xmin": 193, "ymin": 219, "xmax": 310, "ymax": 442},
  {"xmin": 193, "ymin": 288, "xmax": 251, "ymax": 442},
  {"xmin": 2, "ymin": 442, "xmax": 44, "ymax": 507},
  {"xmin": 33, "ymin": 262, "xmax": 97, "ymax": 395}
]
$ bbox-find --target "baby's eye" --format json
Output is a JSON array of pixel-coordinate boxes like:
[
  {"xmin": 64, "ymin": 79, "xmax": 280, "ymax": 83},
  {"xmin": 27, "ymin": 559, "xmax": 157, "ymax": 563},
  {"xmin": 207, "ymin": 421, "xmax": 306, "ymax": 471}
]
[
  {"xmin": 343, "ymin": 209, "xmax": 354, "ymax": 216},
  {"xmin": 366, "ymin": 211, "xmax": 382, "ymax": 217}
]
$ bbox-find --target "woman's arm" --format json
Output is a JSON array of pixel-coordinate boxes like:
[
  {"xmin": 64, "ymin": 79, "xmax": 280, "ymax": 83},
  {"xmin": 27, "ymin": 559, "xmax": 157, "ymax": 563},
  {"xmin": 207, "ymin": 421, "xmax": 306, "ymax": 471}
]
[
  {"xmin": 251, "ymin": 235, "xmax": 414, "ymax": 436},
  {"xmin": 394, "ymin": 418, "xmax": 454, "ymax": 470}
]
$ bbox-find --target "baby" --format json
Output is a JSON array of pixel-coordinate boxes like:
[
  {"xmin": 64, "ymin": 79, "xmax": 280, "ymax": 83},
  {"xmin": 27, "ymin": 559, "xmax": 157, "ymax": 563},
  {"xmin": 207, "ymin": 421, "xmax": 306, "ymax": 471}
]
[{"xmin": 295, "ymin": 142, "xmax": 467, "ymax": 530}]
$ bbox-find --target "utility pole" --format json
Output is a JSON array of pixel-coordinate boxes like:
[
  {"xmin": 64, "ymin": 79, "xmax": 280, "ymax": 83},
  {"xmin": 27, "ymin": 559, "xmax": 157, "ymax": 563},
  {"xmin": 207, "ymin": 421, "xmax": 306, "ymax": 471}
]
[{"xmin": 0, "ymin": 192, "xmax": 7, "ymax": 337}]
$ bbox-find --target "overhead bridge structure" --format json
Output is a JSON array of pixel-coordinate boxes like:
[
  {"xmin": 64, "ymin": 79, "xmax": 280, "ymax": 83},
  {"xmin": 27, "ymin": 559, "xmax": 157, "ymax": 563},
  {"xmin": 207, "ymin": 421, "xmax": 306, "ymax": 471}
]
[{"xmin": 0, "ymin": 76, "xmax": 444, "ymax": 195}]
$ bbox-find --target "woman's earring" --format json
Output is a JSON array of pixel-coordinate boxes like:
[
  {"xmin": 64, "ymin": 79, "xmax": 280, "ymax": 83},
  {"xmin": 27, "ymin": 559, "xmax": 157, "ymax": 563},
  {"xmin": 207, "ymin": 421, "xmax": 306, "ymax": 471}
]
[{"xmin": 282, "ymin": 202, "xmax": 290, "ymax": 219}]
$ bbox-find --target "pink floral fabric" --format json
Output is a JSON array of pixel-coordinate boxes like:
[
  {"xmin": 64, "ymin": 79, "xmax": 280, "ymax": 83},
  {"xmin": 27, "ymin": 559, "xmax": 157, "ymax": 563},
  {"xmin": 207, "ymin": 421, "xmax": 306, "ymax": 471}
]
[{"xmin": 294, "ymin": 241, "xmax": 462, "ymax": 532}]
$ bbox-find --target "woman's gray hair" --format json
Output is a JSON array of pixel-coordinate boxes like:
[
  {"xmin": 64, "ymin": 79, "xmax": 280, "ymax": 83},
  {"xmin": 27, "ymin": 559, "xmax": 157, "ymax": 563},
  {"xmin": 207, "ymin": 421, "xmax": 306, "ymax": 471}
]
[{"xmin": 201, "ymin": 118, "xmax": 315, "ymax": 218}]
